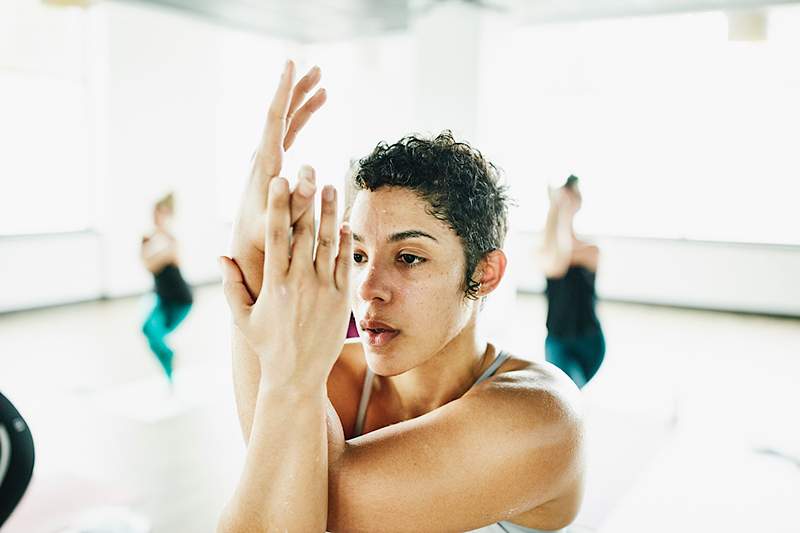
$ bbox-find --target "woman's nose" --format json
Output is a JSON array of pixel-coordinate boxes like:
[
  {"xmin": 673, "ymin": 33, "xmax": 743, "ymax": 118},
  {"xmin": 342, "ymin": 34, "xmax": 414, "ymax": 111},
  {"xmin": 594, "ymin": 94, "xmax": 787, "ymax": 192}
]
[{"xmin": 357, "ymin": 264, "xmax": 392, "ymax": 304}]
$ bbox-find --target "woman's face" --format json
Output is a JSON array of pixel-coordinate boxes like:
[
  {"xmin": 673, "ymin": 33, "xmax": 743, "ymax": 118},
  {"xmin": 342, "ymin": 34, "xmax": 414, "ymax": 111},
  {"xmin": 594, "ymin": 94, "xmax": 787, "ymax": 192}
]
[
  {"xmin": 154, "ymin": 206, "xmax": 172, "ymax": 228},
  {"xmin": 349, "ymin": 187, "xmax": 474, "ymax": 376}
]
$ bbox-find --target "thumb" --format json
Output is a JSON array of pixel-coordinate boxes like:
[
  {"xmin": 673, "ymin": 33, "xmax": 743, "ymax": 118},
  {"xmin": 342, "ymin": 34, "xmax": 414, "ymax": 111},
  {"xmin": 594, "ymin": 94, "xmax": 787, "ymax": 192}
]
[{"xmin": 219, "ymin": 256, "xmax": 253, "ymax": 323}]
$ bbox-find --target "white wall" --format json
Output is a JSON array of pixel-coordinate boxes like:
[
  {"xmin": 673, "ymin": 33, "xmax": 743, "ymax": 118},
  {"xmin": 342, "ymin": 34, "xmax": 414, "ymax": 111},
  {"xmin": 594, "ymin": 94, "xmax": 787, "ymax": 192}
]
[
  {"xmin": 99, "ymin": 1, "xmax": 228, "ymax": 297},
  {"xmin": 0, "ymin": 233, "xmax": 102, "ymax": 312},
  {"xmin": 411, "ymin": 1, "xmax": 482, "ymax": 141},
  {"xmin": 508, "ymin": 231, "xmax": 800, "ymax": 316}
]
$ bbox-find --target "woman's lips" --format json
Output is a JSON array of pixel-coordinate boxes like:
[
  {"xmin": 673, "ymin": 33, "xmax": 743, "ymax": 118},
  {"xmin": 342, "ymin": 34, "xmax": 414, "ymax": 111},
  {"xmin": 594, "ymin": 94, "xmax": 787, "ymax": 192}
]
[
  {"xmin": 364, "ymin": 328, "xmax": 399, "ymax": 347},
  {"xmin": 360, "ymin": 318, "xmax": 399, "ymax": 347}
]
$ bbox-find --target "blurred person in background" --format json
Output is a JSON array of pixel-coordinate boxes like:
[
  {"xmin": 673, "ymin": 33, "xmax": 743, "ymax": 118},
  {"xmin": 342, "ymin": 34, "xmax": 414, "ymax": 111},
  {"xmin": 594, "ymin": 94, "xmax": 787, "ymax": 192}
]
[
  {"xmin": 536, "ymin": 175, "xmax": 605, "ymax": 389},
  {"xmin": 140, "ymin": 192, "xmax": 193, "ymax": 384},
  {"xmin": 0, "ymin": 392, "xmax": 34, "ymax": 527}
]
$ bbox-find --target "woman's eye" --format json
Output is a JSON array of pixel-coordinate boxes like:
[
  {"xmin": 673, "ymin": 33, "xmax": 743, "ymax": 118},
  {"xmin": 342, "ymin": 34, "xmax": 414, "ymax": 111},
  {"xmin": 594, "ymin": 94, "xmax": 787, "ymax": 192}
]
[
  {"xmin": 353, "ymin": 253, "xmax": 365, "ymax": 264},
  {"xmin": 399, "ymin": 254, "xmax": 424, "ymax": 266}
]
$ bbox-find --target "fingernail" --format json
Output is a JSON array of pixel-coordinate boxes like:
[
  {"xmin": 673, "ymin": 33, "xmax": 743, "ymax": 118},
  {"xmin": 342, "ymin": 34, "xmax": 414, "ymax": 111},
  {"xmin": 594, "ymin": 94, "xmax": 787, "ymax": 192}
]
[
  {"xmin": 340, "ymin": 222, "xmax": 350, "ymax": 234},
  {"xmin": 323, "ymin": 185, "xmax": 335, "ymax": 202},
  {"xmin": 270, "ymin": 177, "xmax": 287, "ymax": 193},
  {"xmin": 217, "ymin": 257, "xmax": 226, "ymax": 276},
  {"xmin": 298, "ymin": 179, "xmax": 315, "ymax": 197},
  {"xmin": 300, "ymin": 165, "xmax": 314, "ymax": 182}
]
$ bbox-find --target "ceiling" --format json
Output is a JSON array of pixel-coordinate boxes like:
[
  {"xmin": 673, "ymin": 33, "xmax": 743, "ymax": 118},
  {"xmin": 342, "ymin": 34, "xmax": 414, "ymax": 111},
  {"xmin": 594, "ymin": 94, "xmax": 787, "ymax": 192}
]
[{"xmin": 121, "ymin": 0, "xmax": 800, "ymax": 42}]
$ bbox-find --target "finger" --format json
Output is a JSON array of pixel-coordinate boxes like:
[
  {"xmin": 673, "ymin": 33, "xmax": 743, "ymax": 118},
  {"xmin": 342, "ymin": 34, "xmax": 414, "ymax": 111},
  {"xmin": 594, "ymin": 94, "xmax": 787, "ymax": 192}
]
[
  {"xmin": 258, "ymin": 60, "xmax": 295, "ymax": 178},
  {"xmin": 314, "ymin": 185, "xmax": 338, "ymax": 280},
  {"xmin": 289, "ymin": 166, "xmax": 317, "ymax": 272},
  {"xmin": 334, "ymin": 221, "xmax": 353, "ymax": 291},
  {"xmin": 283, "ymin": 87, "xmax": 327, "ymax": 151},
  {"xmin": 219, "ymin": 256, "xmax": 252, "ymax": 324},
  {"xmin": 286, "ymin": 65, "xmax": 321, "ymax": 124},
  {"xmin": 264, "ymin": 177, "xmax": 291, "ymax": 285},
  {"xmin": 290, "ymin": 165, "xmax": 316, "ymax": 225}
]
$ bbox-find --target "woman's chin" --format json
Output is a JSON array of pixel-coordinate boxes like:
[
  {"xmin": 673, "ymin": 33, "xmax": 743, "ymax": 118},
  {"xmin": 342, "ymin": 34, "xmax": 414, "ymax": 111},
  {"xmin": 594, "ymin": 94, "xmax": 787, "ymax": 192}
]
[{"xmin": 364, "ymin": 348, "xmax": 415, "ymax": 377}]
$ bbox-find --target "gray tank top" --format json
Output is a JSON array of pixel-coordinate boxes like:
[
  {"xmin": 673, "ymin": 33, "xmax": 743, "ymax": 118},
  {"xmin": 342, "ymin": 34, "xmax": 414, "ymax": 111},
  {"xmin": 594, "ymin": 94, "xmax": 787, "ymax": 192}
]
[{"xmin": 352, "ymin": 350, "xmax": 568, "ymax": 533}]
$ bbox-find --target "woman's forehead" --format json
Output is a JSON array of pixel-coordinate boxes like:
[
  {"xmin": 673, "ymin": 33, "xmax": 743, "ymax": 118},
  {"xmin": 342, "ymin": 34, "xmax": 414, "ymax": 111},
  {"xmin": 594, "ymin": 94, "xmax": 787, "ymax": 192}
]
[{"xmin": 350, "ymin": 187, "xmax": 452, "ymax": 242}]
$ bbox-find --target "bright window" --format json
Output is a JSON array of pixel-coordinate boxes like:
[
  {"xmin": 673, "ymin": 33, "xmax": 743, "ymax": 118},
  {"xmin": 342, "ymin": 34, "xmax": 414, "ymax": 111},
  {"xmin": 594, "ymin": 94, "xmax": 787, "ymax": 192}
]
[
  {"xmin": 485, "ymin": 7, "xmax": 800, "ymax": 245},
  {"xmin": 0, "ymin": 2, "xmax": 91, "ymax": 236}
]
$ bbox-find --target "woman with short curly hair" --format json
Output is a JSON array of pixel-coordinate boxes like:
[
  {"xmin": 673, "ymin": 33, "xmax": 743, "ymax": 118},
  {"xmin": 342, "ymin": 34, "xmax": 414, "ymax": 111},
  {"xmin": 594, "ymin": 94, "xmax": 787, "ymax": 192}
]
[{"xmin": 217, "ymin": 61, "xmax": 584, "ymax": 533}]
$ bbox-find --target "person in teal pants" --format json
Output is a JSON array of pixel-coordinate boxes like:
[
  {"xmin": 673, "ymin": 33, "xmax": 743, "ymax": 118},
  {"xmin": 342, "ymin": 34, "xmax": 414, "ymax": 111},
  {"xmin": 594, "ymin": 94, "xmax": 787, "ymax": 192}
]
[
  {"xmin": 140, "ymin": 193, "xmax": 193, "ymax": 382},
  {"xmin": 537, "ymin": 176, "xmax": 605, "ymax": 389}
]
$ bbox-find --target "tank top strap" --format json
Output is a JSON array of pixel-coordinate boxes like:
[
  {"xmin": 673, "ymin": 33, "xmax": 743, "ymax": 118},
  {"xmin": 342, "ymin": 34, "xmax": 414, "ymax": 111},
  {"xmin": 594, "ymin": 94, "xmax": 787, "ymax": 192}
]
[
  {"xmin": 353, "ymin": 366, "xmax": 374, "ymax": 438},
  {"xmin": 353, "ymin": 350, "xmax": 511, "ymax": 437},
  {"xmin": 473, "ymin": 350, "xmax": 511, "ymax": 388}
]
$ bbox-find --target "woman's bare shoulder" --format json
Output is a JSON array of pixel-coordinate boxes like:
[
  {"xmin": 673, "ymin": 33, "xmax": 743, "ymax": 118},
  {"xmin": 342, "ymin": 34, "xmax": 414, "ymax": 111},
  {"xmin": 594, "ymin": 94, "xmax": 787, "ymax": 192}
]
[
  {"xmin": 491, "ymin": 353, "xmax": 579, "ymax": 390},
  {"xmin": 471, "ymin": 354, "xmax": 584, "ymax": 427}
]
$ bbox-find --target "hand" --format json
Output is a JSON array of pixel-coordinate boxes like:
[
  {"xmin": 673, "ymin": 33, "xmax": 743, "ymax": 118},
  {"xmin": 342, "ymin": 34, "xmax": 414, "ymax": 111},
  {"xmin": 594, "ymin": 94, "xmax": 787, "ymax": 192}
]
[
  {"xmin": 221, "ymin": 167, "xmax": 353, "ymax": 390},
  {"xmin": 232, "ymin": 60, "xmax": 328, "ymax": 296}
]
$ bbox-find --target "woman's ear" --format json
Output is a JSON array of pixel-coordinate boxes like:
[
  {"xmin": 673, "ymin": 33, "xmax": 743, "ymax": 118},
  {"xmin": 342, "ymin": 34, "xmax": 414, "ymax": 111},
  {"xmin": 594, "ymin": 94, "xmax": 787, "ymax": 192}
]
[{"xmin": 474, "ymin": 249, "xmax": 507, "ymax": 297}]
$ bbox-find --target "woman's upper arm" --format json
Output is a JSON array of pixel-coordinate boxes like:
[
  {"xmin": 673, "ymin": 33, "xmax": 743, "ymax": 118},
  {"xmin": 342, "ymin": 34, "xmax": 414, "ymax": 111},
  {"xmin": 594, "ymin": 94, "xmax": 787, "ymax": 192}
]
[{"xmin": 327, "ymin": 371, "xmax": 585, "ymax": 533}]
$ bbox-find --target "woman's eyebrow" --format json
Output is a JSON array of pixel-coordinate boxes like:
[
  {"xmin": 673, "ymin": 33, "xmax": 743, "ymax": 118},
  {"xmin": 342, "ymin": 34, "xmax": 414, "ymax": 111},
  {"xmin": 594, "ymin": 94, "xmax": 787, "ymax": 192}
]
[
  {"xmin": 351, "ymin": 230, "xmax": 439, "ymax": 243},
  {"xmin": 389, "ymin": 230, "xmax": 438, "ymax": 243}
]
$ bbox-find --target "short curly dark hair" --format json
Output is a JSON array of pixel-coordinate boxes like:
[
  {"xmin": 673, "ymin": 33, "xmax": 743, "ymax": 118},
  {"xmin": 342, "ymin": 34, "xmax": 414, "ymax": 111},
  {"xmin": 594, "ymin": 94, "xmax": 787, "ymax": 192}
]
[{"xmin": 353, "ymin": 131, "xmax": 510, "ymax": 300}]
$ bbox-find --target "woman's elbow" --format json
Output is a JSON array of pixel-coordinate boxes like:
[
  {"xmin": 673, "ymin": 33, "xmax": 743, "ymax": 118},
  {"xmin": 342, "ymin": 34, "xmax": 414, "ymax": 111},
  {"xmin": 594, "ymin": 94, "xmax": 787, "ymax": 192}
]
[
  {"xmin": 539, "ymin": 257, "xmax": 569, "ymax": 279},
  {"xmin": 535, "ymin": 251, "xmax": 569, "ymax": 279},
  {"xmin": 542, "ymin": 265, "xmax": 569, "ymax": 279}
]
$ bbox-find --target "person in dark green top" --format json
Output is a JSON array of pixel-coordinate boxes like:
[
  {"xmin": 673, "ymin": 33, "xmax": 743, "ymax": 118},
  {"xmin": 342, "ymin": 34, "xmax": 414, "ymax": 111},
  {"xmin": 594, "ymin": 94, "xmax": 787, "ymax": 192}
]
[
  {"xmin": 140, "ymin": 192, "xmax": 193, "ymax": 383},
  {"xmin": 536, "ymin": 176, "xmax": 605, "ymax": 388}
]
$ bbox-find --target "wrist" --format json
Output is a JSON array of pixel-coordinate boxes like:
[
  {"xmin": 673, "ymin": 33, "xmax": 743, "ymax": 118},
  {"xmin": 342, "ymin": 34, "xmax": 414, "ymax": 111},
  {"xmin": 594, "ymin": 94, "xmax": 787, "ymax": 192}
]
[{"xmin": 258, "ymin": 376, "xmax": 327, "ymax": 403}]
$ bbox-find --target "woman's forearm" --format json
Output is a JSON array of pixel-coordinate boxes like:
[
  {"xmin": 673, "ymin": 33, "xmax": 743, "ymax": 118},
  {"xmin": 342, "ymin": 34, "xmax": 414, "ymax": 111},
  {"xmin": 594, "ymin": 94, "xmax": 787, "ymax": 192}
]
[
  {"xmin": 541, "ymin": 205, "xmax": 560, "ymax": 250},
  {"xmin": 539, "ymin": 206, "xmax": 573, "ymax": 275},
  {"xmin": 221, "ymin": 381, "xmax": 329, "ymax": 533},
  {"xmin": 224, "ymin": 244, "xmax": 344, "ymax": 532},
  {"xmin": 224, "ymin": 238, "xmax": 329, "ymax": 530},
  {"xmin": 553, "ymin": 208, "xmax": 573, "ymax": 257}
]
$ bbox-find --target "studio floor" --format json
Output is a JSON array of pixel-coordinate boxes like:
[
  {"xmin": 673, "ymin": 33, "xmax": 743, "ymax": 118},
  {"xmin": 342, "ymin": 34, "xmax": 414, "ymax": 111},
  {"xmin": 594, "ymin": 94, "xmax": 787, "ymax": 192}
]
[{"xmin": 1, "ymin": 286, "xmax": 798, "ymax": 533}]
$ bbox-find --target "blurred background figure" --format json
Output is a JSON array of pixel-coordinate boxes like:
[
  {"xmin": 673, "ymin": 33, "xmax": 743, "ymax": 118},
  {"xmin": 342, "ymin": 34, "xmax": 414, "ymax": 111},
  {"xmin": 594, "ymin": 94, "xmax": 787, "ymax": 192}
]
[
  {"xmin": 140, "ymin": 193, "xmax": 193, "ymax": 384},
  {"xmin": 0, "ymin": 392, "xmax": 34, "ymax": 527},
  {"xmin": 536, "ymin": 176, "xmax": 605, "ymax": 388}
]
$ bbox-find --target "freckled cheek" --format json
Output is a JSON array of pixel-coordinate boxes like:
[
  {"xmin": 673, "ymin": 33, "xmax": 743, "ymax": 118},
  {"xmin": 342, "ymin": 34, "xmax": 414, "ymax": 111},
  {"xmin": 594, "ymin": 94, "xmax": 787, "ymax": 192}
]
[
  {"xmin": 400, "ymin": 289, "xmax": 435, "ymax": 332},
  {"xmin": 400, "ymin": 279, "xmax": 461, "ymax": 332},
  {"xmin": 347, "ymin": 268, "xmax": 463, "ymax": 329}
]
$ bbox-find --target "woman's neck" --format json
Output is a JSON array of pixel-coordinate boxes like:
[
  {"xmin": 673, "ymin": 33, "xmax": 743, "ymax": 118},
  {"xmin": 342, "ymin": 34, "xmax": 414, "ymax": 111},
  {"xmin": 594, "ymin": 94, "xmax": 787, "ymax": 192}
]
[{"xmin": 379, "ymin": 328, "xmax": 494, "ymax": 419}]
